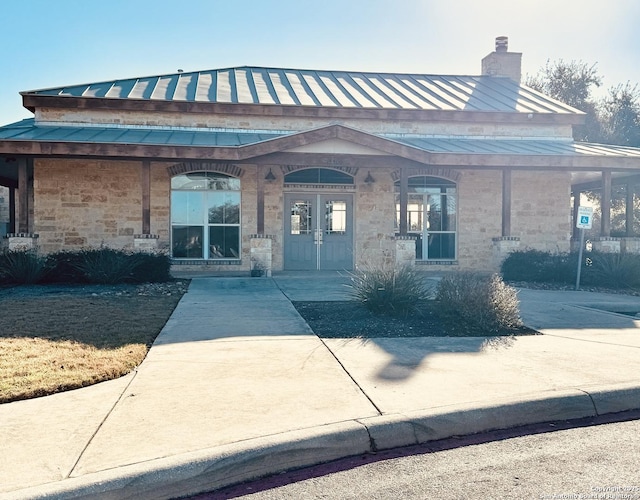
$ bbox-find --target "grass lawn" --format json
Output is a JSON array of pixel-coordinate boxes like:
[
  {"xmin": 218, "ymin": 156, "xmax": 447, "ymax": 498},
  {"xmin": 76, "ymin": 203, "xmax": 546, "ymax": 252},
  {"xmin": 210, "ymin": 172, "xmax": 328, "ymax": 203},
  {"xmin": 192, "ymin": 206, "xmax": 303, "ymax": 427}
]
[{"xmin": 0, "ymin": 281, "xmax": 188, "ymax": 404}]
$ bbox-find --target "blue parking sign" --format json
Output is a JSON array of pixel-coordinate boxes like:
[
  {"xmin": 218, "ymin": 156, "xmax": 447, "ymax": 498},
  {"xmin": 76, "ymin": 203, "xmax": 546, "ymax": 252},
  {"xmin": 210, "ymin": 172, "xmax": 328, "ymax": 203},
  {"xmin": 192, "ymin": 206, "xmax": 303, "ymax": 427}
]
[{"xmin": 576, "ymin": 206, "xmax": 593, "ymax": 229}]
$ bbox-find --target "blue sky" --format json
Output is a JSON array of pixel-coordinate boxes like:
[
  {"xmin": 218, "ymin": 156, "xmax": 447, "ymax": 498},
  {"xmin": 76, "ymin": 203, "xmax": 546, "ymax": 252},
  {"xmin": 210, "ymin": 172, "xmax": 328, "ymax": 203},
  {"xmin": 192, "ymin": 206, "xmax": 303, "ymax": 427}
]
[{"xmin": 1, "ymin": 0, "xmax": 639, "ymax": 124}]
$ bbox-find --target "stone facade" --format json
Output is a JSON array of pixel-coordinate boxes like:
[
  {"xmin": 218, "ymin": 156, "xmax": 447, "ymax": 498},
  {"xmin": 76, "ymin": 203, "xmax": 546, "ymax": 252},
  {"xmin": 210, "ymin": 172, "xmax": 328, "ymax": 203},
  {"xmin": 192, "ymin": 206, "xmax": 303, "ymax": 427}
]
[
  {"xmin": 29, "ymin": 154, "xmax": 574, "ymax": 273},
  {"xmin": 33, "ymin": 159, "xmax": 144, "ymax": 253},
  {"xmin": 511, "ymin": 171, "xmax": 572, "ymax": 253},
  {"xmin": 35, "ymin": 108, "xmax": 575, "ymax": 140}
]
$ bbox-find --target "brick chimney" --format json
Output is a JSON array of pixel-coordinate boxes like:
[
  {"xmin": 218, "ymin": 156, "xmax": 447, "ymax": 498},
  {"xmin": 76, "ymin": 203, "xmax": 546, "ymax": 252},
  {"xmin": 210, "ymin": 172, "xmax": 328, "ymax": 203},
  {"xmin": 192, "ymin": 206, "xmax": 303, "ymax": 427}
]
[{"xmin": 481, "ymin": 36, "xmax": 522, "ymax": 83}]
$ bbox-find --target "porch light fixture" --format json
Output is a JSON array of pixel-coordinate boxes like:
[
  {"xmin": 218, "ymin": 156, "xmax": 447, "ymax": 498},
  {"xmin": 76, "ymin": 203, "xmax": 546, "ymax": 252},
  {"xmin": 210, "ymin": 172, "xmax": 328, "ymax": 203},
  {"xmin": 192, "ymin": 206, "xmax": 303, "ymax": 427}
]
[
  {"xmin": 265, "ymin": 168, "xmax": 276, "ymax": 181},
  {"xmin": 364, "ymin": 171, "xmax": 375, "ymax": 184}
]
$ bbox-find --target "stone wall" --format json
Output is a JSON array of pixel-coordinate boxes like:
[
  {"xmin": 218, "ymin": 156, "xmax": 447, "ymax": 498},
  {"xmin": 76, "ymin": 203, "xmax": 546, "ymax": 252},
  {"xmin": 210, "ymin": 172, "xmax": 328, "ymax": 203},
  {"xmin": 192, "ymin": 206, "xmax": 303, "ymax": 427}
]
[
  {"xmin": 511, "ymin": 171, "xmax": 571, "ymax": 253},
  {"xmin": 35, "ymin": 108, "xmax": 575, "ymax": 139},
  {"xmin": 34, "ymin": 159, "xmax": 143, "ymax": 253},
  {"xmin": 456, "ymin": 169, "xmax": 503, "ymax": 271},
  {"xmin": 353, "ymin": 168, "xmax": 396, "ymax": 269}
]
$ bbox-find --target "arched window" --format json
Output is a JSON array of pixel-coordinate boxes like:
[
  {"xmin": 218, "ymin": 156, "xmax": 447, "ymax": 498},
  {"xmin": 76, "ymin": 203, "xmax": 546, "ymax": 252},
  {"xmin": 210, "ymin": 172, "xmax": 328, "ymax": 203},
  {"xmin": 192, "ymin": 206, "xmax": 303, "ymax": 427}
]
[
  {"xmin": 284, "ymin": 168, "xmax": 354, "ymax": 185},
  {"xmin": 395, "ymin": 176, "xmax": 457, "ymax": 261},
  {"xmin": 171, "ymin": 172, "xmax": 241, "ymax": 259}
]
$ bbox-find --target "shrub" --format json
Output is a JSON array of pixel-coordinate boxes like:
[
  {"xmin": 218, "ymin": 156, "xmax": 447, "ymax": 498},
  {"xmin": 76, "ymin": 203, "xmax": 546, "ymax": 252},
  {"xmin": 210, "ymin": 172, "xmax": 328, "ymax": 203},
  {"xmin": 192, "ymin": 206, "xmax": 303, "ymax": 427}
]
[
  {"xmin": 130, "ymin": 251, "xmax": 172, "ymax": 283},
  {"xmin": 347, "ymin": 265, "xmax": 432, "ymax": 316},
  {"xmin": 43, "ymin": 250, "xmax": 89, "ymax": 283},
  {"xmin": 582, "ymin": 252, "xmax": 640, "ymax": 289},
  {"xmin": 62, "ymin": 248, "xmax": 170, "ymax": 284},
  {"xmin": 436, "ymin": 272, "xmax": 523, "ymax": 333},
  {"xmin": 69, "ymin": 248, "xmax": 142, "ymax": 284},
  {"xmin": 501, "ymin": 250, "xmax": 576, "ymax": 284},
  {"xmin": 0, "ymin": 249, "xmax": 51, "ymax": 284},
  {"xmin": 3, "ymin": 247, "xmax": 172, "ymax": 285}
]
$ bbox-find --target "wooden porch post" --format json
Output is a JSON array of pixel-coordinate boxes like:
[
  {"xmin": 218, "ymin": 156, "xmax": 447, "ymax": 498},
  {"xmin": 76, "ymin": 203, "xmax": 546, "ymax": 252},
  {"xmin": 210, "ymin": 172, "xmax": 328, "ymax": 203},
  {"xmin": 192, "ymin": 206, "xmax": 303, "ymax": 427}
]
[
  {"xmin": 501, "ymin": 169, "xmax": 512, "ymax": 237},
  {"xmin": 141, "ymin": 160, "xmax": 151, "ymax": 235},
  {"xmin": 601, "ymin": 170, "xmax": 611, "ymax": 237},
  {"xmin": 626, "ymin": 183, "xmax": 634, "ymax": 236},
  {"xmin": 399, "ymin": 167, "xmax": 408, "ymax": 235},
  {"xmin": 257, "ymin": 165, "xmax": 265, "ymax": 235},
  {"xmin": 18, "ymin": 159, "xmax": 29, "ymax": 233},
  {"xmin": 9, "ymin": 187, "xmax": 16, "ymax": 233}
]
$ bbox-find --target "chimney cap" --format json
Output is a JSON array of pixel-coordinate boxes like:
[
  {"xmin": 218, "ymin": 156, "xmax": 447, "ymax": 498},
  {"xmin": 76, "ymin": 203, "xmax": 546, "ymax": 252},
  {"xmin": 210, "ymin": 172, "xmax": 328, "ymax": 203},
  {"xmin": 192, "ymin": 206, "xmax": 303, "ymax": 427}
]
[{"xmin": 495, "ymin": 36, "xmax": 508, "ymax": 52}]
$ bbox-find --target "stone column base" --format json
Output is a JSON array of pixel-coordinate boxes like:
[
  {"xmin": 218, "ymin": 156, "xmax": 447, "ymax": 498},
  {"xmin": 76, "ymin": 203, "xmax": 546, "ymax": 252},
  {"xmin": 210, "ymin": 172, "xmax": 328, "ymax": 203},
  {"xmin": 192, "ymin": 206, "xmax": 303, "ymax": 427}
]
[
  {"xmin": 1, "ymin": 233, "xmax": 39, "ymax": 251},
  {"xmin": 394, "ymin": 235, "xmax": 416, "ymax": 267},
  {"xmin": 492, "ymin": 236, "xmax": 520, "ymax": 270},
  {"xmin": 250, "ymin": 234, "xmax": 273, "ymax": 277},
  {"xmin": 621, "ymin": 238, "xmax": 640, "ymax": 254},
  {"xmin": 592, "ymin": 237, "xmax": 621, "ymax": 253},
  {"xmin": 133, "ymin": 234, "xmax": 160, "ymax": 252}
]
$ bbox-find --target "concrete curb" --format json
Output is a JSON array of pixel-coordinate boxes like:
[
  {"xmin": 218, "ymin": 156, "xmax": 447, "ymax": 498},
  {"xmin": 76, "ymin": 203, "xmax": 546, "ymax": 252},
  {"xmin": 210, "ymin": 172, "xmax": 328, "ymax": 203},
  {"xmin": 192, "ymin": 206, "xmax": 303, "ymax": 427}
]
[{"xmin": 6, "ymin": 383, "xmax": 639, "ymax": 500}]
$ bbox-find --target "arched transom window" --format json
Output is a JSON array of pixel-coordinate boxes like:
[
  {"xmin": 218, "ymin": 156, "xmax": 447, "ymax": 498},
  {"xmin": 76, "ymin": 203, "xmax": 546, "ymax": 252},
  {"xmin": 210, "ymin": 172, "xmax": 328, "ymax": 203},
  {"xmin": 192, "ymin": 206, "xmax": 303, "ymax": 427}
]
[
  {"xmin": 395, "ymin": 176, "xmax": 457, "ymax": 261},
  {"xmin": 171, "ymin": 172, "xmax": 241, "ymax": 259}
]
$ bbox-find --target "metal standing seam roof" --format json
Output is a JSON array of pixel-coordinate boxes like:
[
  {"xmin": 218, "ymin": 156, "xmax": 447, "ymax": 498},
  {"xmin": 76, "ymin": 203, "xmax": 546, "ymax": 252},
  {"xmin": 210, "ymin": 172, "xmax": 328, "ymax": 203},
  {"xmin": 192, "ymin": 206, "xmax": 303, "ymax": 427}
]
[
  {"xmin": 23, "ymin": 66, "xmax": 584, "ymax": 115},
  {"xmin": 0, "ymin": 119, "xmax": 286, "ymax": 147},
  {"xmin": 2, "ymin": 119, "xmax": 640, "ymax": 159}
]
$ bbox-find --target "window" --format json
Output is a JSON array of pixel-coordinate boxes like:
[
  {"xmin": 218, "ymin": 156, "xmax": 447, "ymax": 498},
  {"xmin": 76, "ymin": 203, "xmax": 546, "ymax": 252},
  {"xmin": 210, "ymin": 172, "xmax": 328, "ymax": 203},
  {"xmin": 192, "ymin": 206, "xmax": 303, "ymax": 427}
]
[
  {"xmin": 284, "ymin": 168, "xmax": 354, "ymax": 185},
  {"xmin": 395, "ymin": 176, "xmax": 457, "ymax": 261},
  {"xmin": 171, "ymin": 172, "xmax": 241, "ymax": 259}
]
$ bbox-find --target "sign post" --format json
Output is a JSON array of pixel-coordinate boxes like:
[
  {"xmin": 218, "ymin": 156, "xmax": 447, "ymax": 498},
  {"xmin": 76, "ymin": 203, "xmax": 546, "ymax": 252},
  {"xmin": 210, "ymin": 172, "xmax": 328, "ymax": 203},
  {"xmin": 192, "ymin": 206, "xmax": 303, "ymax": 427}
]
[{"xmin": 575, "ymin": 206, "xmax": 593, "ymax": 290}]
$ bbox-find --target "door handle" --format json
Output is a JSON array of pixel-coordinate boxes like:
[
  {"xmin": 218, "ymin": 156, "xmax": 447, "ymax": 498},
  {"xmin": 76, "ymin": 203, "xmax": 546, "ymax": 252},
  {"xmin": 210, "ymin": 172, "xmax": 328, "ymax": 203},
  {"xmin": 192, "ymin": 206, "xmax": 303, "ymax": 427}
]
[{"xmin": 314, "ymin": 228, "xmax": 323, "ymax": 245}]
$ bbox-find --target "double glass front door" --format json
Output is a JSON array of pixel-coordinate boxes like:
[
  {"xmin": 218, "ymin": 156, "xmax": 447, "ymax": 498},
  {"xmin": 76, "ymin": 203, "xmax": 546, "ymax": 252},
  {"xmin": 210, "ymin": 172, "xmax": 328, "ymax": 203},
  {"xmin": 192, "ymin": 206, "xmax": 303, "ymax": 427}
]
[{"xmin": 284, "ymin": 193, "xmax": 353, "ymax": 270}]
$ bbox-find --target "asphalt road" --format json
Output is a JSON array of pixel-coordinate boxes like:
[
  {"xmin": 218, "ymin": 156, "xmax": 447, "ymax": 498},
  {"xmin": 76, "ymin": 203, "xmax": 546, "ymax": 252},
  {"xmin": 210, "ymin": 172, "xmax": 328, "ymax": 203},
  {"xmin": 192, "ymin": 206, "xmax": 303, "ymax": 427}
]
[{"xmin": 202, "ymin": 411, "xmax": 640, "ymax": 500}]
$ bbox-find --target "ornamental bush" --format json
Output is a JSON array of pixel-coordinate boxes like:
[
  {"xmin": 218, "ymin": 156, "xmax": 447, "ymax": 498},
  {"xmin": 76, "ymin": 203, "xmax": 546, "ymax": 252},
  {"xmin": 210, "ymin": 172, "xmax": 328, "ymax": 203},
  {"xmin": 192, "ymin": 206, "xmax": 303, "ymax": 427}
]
[
  {"xmin": 66, "ymin": 248, "xmax": 171, "ymax": 284},
  {"xmin": 501, "ymin": 249, "xmax": 576, "ymax": 284},
  {"xmin": 0, "ymin": 249, "xmax": 51, "ymax": 284},
  {"xmin": 1, "ymin": 247, "xmax": 172, "ymax": 285},
  {"xmin": 582, "ymin": 252, "xmax": 640, "ymax": 289},
  {"xmin": 436, "ymin": 272, "xmax": 523, "ymax": 333},
  {"xmin": 501, "ymin": 248, "xmax": 640, "ymax": 290},
  {"xmin": 347, "ymin": 265, "xmax": 433, "ymax": 316}
]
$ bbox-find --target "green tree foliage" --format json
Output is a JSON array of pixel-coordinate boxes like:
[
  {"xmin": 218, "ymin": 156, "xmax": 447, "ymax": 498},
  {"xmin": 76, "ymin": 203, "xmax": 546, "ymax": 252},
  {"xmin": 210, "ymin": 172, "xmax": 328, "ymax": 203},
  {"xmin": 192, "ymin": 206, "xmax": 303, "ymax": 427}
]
[
  {"xmin": 525, "ymin": 60, "xmax": 603, "ymax": 142},
  {"xmin": 601, "ymin": 83, "xmax": 640, "ymax": 147},
  {"xmin": 526, "ymin": 60, "xmax": 640, "ymax": 147},
  {"xmin": 526, "ymin": 59, "xmax": 602, "ymax": 109}
]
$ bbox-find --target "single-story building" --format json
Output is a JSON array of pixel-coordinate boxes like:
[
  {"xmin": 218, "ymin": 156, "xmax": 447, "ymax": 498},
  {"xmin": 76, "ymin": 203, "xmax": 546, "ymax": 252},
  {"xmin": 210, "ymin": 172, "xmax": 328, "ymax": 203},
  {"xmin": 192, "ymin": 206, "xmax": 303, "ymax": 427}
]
[{"xmin": 1, "ymin": 37, "xmax": 640, "ymax": 274}]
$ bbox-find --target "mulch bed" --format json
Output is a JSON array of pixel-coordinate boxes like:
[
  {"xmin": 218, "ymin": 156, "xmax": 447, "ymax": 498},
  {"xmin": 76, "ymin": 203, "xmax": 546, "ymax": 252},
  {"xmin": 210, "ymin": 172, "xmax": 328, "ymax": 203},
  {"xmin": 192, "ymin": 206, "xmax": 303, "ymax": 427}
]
[{"xmin": 292, "ymin": 300, "xmax": 538, "ymax": 338}]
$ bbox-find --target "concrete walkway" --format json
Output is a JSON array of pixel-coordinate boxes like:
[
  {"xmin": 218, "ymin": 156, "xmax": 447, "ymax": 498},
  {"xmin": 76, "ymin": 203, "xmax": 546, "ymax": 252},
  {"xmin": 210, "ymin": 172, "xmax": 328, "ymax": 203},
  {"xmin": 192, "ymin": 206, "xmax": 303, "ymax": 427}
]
[{"xmin": 1, "ymin": 276, "xmax": 640, "ymax": 499}]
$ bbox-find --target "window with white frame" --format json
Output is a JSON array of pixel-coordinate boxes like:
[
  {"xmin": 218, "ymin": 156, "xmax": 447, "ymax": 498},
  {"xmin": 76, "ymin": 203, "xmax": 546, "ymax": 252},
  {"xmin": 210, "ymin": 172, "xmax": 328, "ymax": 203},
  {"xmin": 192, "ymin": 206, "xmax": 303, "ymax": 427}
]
[
  {"xmin": 171, "ymin": 172, "xmax": 241, "ymax": 259},
  {"xmin": 395, "ymin": 176, "xmax": 457, "ymax": 261}
]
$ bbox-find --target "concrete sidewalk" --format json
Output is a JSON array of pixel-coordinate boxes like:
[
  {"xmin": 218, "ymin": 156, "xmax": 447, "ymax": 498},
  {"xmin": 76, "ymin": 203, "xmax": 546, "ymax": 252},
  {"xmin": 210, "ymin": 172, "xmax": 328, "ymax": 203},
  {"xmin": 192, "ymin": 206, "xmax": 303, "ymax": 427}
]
[{"xmin": 1, "ymin": 277, "xmax": 640, "ymax": 499}]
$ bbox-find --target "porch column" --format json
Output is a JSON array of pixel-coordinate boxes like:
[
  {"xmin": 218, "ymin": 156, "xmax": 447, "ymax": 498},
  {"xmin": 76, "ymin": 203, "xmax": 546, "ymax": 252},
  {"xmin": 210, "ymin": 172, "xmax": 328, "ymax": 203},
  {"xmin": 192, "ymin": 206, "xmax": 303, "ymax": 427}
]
[
  {"xmin": 626, "ymin": 182, "xmax": 634, "ymax": 236},
  {"xmin": 399, "ymin": 167, "xmax": 408, "ymax": 235},
  {"xmin": 133, "ymin": 160, "xmax": 159, "ymax": 251},
  {"xmin": 257, "ymin": 165, "xmax": 266, "ymax": 235},
  {"xmin": 18, "ymin": 159, "xmax": 29, "ymax": 233},
  {"xmin": 601, "ymin": 170, "xmax": 612, "ymax": 237},
  {"xmin": 9, "ymin": 187, "xmax": 16, "ymax": 233},
  {"xmin": 141, "ymin": 160, "xmax": 151, "ymax": 235},
  {"xmin": 501, "ymin": 169, "xmax": 512, "ymax": 237}
]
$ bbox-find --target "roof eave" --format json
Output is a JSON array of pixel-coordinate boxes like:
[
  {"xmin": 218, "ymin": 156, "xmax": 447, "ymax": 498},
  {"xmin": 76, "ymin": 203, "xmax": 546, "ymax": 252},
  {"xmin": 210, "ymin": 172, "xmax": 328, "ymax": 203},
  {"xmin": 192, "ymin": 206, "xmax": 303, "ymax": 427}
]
[
  {"xmin": 1, "ymin": 139, "xmax": 636, "ymax": 170},
  {"xmin": 21, "ymin": 94, "xmax": 586, "ymax": 127}
]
